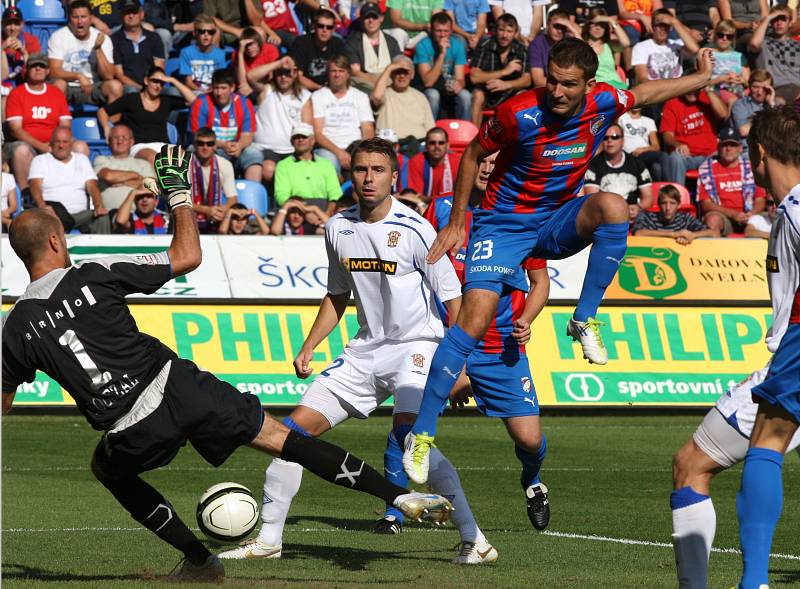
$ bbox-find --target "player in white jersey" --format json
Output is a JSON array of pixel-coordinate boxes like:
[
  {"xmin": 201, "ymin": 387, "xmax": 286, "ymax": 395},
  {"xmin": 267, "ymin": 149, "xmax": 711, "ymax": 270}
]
[
  {"xmin": 671, "ymin": 107, "xmax": 800, "ymax": 589},
  {"xmin": 732, "ymin": 106, "xmax": 800, "ymax": 589},
  {"xmin": 218, "ymin": 138, "xmax": 498, "ymax": 565}
]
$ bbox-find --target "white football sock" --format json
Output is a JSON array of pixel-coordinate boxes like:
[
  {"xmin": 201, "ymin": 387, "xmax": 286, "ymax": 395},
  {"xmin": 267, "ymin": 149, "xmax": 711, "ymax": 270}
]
[
  {"xmin": 428, "ymin": 448, "xmax": 486, "ymax": 544},
  {"xmin": 256, "ymin": 458, "xmax": 304, "ymax": 547},
  {"xmin": 672, "ymin": 497, "xmax": 716, "ymax": 589}
]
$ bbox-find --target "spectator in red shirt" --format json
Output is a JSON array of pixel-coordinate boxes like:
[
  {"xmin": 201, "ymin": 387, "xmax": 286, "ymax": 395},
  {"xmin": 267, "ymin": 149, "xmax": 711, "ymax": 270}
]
[
  {"xmin": 2, "ymin": 6, "xmax": 41, "ymax": 90},
  {"xmin": 660, "ymin": 83, "xmax": 728, "ymax": 185},
  {"xmin": 243, "ymin": 0, "xmax": 308, "ymax": 49},
  {"xmin": 4, "ymin": 54, "xmax": 89, "ymax": 195},
  {"xmin": 407, "ymin": 126, "xmax": 462, "ymax": 202},
  {"xmin": 698, "ymin": 126, "xmax": 767, "ymax": 236},
  {"xmin": 233, "ymin": 27, "xmax": 279, "ymax": 96}
]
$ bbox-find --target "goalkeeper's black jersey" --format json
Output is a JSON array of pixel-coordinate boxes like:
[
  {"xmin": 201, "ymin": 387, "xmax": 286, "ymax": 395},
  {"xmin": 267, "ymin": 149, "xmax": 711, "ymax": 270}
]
[{"xmin": 2, "ymin": 253, "xmax": 177, "ymax": 430}]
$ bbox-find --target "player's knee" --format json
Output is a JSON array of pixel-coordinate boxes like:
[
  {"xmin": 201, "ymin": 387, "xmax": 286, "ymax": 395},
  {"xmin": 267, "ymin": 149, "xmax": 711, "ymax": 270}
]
[
  {"xmin": 672, "ymin": 441, "xmax": 701, "ymax": 488},
  {"xmin": 90, "ymin": 447, "xmax": 117, "ymax": 484},
  {"xmin": 515, "ymin": 432, "xmax": 542, "ymax": 454},
  {"xmin": 594, "ymin": 191, "xmax": 629, "ymax": 224}
]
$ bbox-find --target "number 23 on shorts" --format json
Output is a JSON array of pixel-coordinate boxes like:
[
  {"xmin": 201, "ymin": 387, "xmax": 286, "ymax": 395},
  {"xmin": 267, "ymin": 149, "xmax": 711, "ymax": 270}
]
[{"xmin": 471, "ymin": 240, "xmax": 494, "ymax": 261}]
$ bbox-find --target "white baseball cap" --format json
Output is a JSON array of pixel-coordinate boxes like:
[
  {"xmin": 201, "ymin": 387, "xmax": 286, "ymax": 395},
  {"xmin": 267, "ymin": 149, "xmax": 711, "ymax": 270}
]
[{"xmin": 291, "ymin": 122, "xmax": 314, "ymax": 138}]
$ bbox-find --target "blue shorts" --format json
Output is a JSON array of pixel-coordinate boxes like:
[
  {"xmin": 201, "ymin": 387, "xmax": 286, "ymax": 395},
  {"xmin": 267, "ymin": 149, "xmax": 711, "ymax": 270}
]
[
  {"xmin": 752, "ymin": 323, "xmax": 800, "ymax": 424},
  {"xmin": 466, "ymin": 348, "xmax": 539, "ymax": 418},
  {"xmin": 465, "ymin": 197, "xmax": 592, "ymax": 293}
]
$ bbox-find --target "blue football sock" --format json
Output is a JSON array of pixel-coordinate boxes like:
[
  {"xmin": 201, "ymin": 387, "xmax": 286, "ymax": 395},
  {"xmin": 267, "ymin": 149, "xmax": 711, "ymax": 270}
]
[
  {"xmin": 574, "ymin": 222, "xmax": 628, "ymax": 322},
  {"xmin": 412, "ymin": 325, "xmax": 478, "ymax": 437},
  {"xmin": 383, "ymin": 427, "xmax": 411, "ymax": 522},
  {"xmin": 736, "ymin": 447, "xmax": 784, "ymax": 589},
  {"xmin": 515, "ymin": 433, "xmax": 547, "ymax": 489}
]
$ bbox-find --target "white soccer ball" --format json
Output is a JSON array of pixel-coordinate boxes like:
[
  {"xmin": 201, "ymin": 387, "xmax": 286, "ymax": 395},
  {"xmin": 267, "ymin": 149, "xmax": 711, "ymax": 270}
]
[{"xmin": 196, "ymin": 482, "xmax": 259, "ymax": 542}]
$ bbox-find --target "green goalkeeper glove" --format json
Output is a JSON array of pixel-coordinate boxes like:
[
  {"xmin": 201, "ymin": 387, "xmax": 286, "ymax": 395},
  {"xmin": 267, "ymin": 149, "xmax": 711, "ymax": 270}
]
[{"xmin": 144, "ymin": 144, "xmax": 193, "ymax": 210}]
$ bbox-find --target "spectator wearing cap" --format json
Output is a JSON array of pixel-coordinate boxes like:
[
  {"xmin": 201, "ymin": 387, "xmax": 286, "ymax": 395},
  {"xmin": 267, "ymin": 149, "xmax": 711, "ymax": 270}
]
[
  {"xmin": 2, "ymin": 6, "xmax": 41, "ymax": 90},
  {"xmin": 372, "ymin": 55, "xmax": 435, "ymax": 144},
  {"xmin": 48, "ymin": 0, "xmax": 123, "ymax": 107},
  {"xmin": 248, "ymin": 56, "xmax": 312, "ymax": 184},
  {"xmin": 748, "ymin": 5, "xmax": 800, "ymax": 105},
  {"xmin": 698, "ymin": 126, "xmax": 766, "ymax": 236},
  {"xmin": 407, "ymin": 126, "xmax": 462, "ymax": 201},
  {"xmin": 4, "ymin": 54, "xmax": 89, "ymax": 196},
  {"xmin": 189, "ymin": 127, "xmax": 239, "ymax": 234},
  {"xmin": 660, "ymin": 85, "xmax": 728, "ymax": 185},
  {"xmin": 377, "ymin": 128, "xmax": 411, "ymax": 191},
  {"xmin": 289, "ymin": 8, "xmax": 347, "ymax": 92},
  {"xmin": 93, "ymin": 124, "xmax": 156, "ymax": 210},
  {"xmin": 344, "ymin": 3, "xmax": 402, "ymax": 92},
  {"xmin": 112, "ymin": 187, "xmax": 169, "ymax": 234},
  {"xmin": 632, "ymin": 184, "xmax": 718, "ymax": 244},
  {"xmin": 111, "ymin": 0, "xmax": 165, "ymax": 93},
  {"xmin": 189, "ymin": 68, "xmax": 262, "ymax": 182},
  {"xmin": 274, "ymin": 122, "xmax": 343, "ymax": 215},
  {"xmin": 445, "ymin": 0, "xmax": 490, "ymax": 51},
  {"xmin": 731, "ymin": 69, "xmax": 775, "ymax": 139},
  {"xmin": 179, "ymin": 14, "xmax": 227, "ymax": 94},
  {"xmin": 528, "ymin": 9, "xmax": 581, "ymax": 88},
  {"xmin": 270, "ymin": 196, "xmax": 328, "ymax": 235},
  {"xmin": 469, "ymin": 13, "xmax": 530, "ymax": 127},
  {"xmin": 308, "ymin": 54, "xmax": 375, "ymax": 176},
  {"xmin": 584, "ymin": 123, "xmax": 653, "ymax": 222},
  {"xmin": 414, "ymin": 12, "xmax": 471, "ymax": 121},
  {"xmin": 220, "ymin": 202, "xmax": 270, "ymax": 235}
]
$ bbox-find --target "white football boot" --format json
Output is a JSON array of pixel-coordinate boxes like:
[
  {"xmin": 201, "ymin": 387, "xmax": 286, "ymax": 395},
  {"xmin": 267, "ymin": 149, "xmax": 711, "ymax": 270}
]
[
  {"xmin": 451, "ymin": 540, "xmax": 498, "ymax": 565},
  {"xmin": 566, "ymin": 317, "xmax": 608, "ymax": 365},
  {"xmin": 402, "ymin": 432, "xmax": 435, "ymax": 484},
  {"xmin": 393, "ymin": 492, "xmax": 453, "ymax": 524},
  {"xmin": 217, "ymin": 538, "xmax": 282, "ymax": 560}
]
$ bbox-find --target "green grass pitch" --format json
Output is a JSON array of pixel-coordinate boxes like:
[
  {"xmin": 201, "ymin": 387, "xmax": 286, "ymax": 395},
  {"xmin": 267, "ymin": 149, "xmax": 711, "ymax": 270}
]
[{"xmin": 3, "ymin": 413, "xmax": 799, "ymax": 588}]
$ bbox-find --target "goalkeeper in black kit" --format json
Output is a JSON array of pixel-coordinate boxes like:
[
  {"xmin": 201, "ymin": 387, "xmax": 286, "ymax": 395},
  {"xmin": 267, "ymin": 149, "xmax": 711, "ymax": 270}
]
[{"xmin": 1, "ymin": 145, "xmax": 452, "ymax": 582}]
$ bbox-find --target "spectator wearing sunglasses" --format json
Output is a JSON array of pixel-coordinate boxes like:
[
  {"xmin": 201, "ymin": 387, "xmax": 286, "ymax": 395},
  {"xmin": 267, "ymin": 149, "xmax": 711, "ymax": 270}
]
[
  {"xmin": 528, "ymin": 8, "xmax": 581, "ymax": 88},
  {"xmin": 584, "ymin": 123, "xmax": 653, "ymax": 222},
  {"xmin": 344, "ymin": 3, "xmax": 402, "ymax": 92},
  {"xmin": 289, "ymin": 8, "xmax": 346, "ymax": 92},
  {"xmin": 248, "ymin": 56, "xmax": 312, "ymax": 184},
  {"xmin": 748, "ymin": 6, "xmax": 800, "ymax": 105},
  {"xmin": 631, "ymin": 9, "xmax": 700, "ymax": 85},
  {"xmin": 179, "ymin": 15, "xmax": 227, "ymax": 94},
  {"xmin": 98, "ymin": 66, "xmax": 196, "ymax": 166},
  {"xmin": 190, "ymin": 127, "xmax": 240, "ymax": 234},
  {"xmin": 406, "ymin": 126, "xmax": 462, "ymax": 202},
  {"xmin": 709, "ymin": 20, "xmax": 749, "ymax": 102},
  {"xmin": 220, "ymin": 203, "xmax": 270, "ymax": 235},
  {"xmin": 717, "ymin": 0, "xmax": 768, "ymax": 58}
]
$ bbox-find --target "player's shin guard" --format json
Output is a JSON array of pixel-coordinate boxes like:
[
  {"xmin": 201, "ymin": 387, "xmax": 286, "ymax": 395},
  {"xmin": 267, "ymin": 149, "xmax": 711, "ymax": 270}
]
[
  {"xmin": 383, "ymin": 427, "xmax": 410, "ymax": 522},
  {"xmin": 280, "ymin": 429, "xmax": 406, "ymax": 503},
  {"xmin": 515, "ymin": 433, "xmax": 547, "ymax": 489},
  {"xmin": 412, "ymin": 325, "xmax": 479, "ymax": 437},
  {"xmin": 574, "ymin": 222, "xmax": 628, "ymax": 322},
  {"xmin": 257, "ymin": 458, "xmax": 303, "ymax": 547},
  {"xmin": 736, "ymin": 447, "xmax": 784, "ymax": 589},
  {"xmin": 670, "ymin": 486, "xmax": 716, "ymax": 589},
  {"xmin": 93, "ymin": 467, "xmax": 210, "ymax": 564},
  {"xmin": 428, "ymin": 448, "xmax": 485, "ymax": 543}
]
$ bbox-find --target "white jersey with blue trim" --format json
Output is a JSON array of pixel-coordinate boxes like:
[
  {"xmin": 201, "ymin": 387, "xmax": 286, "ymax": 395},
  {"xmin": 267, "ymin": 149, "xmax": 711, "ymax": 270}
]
[
  {"xmin": 325, "ymin": 197, "xmax": 462, "ymax": 348},
  {"xmin": 716, "ymin": 184, "xmax": 800, "ymax": 434}
]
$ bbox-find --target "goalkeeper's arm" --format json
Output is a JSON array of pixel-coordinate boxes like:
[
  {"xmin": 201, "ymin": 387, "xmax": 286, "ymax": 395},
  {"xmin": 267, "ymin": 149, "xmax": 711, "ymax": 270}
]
[{"xmin": 148, "ymin": 145, "xmax": 202, "ymax": 278}]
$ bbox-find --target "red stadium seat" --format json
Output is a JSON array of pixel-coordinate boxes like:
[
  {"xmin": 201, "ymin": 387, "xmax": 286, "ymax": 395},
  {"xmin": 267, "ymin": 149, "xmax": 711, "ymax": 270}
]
[
  {"xmin": 436, "ymin": 119, "xmax": 479, "ymax": 153},
  {"xmin": 648, "ymin": 182, "xmax": 696, "ymax": 215}
]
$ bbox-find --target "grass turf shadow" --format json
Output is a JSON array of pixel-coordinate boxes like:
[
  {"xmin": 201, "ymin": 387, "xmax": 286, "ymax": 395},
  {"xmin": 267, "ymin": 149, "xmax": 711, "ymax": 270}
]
[{"xmin": 2, "ymin": 562, "xmax": 143, "ymax": 582}]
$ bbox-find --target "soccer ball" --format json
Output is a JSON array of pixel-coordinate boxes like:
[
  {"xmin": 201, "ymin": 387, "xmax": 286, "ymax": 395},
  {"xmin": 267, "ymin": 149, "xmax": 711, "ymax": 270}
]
[{"xmin": 196, "ymin": 482, "xmax": 259, "ymax": 542}]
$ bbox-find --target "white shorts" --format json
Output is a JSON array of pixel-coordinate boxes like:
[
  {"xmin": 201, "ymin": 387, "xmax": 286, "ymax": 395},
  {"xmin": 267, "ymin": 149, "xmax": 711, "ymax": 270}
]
[
  {"xmin": 130, "ymin": 142, "xmax": 166, "ymax": 157},
  {"xmin": 298, "ymin": 339, "xmax": 439, "ymax": 427}
]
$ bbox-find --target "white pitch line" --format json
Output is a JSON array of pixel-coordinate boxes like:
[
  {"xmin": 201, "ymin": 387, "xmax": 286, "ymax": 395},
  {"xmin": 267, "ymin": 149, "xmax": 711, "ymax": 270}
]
[{"xmin": 3, "ymin": 525, "xmax": 799, "ymax": 562}]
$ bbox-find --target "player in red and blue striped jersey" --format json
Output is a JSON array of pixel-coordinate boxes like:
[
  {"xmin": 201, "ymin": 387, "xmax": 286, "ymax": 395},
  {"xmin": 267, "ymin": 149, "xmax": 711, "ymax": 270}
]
[
  {"xmin": 403, "ymin": 38, "xmax": 718, "ymax": 485},
  {"xmin": 378, "ymin": 152, "xmax": 551, "ymax": 534}
]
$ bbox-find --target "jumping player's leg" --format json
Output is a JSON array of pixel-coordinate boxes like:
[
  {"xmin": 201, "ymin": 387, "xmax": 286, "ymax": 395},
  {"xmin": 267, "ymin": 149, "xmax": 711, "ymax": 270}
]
[
  {"xmin": 504, "ymin": 415, "xmax": 550, "ymax": 530},
  {"xmin": 670, "ymin": 412, "xmax": 733, "ymax": 589}
]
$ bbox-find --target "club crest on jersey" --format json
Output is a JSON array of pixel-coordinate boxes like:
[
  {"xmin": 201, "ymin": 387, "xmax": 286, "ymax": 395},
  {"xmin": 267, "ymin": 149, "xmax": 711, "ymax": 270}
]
[
  {"xmin": 521, "ymin": 377, "xmax": 532, "ymax": 393},
  {"xmin": 343, "ymin": 258, "xmax": 397, "ymax": 274},
  {"xmin": 616, "ymin": 89, "xmax": 629, "ymax": 107},
  {"xmin": 387, "ymin": 231, "xmax": 401, "ymax": 248},
  {"xmin": 411, "ymin": 353, "xmax": 425, "ymax": 368},
  {"xmin": 590, "ymin": 115, "xmax": 606, "ymax": 136},
  {"xmin": 766, "ymin": 255, "xmax": 779, "ymax": 272}
]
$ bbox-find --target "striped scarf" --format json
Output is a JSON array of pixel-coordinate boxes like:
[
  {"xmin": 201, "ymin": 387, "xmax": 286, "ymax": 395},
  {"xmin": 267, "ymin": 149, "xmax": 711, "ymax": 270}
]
[
  {"xmin": 132, "ymin": 211, "xmax": 167, "ymax": 234},
  {"xmin": 191, "ymin": 155, "xmax": 221, "ymax": 229},
  {"xmin": 698, "ymin": 155, "xmax": 756, "ymax": 212},
  {"xmin": 423, "ymin": 153, "xmax": 453, "ymax": 197}
]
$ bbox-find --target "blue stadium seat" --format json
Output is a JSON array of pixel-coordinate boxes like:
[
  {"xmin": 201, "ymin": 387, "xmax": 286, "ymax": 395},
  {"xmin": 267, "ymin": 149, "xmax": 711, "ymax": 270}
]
[
  {"xmin": 167, "ymin": 122, "xmax": 178, "ymax": 144},
  {"xmin": 14, "ymin": 187, "xmax": 23, "ymax": 217},
  {"xmin": 19, "ymin": 0, "xmax": 66, "ymax": 49},
  {"xmin": 165, "ymin": 57, "xmax": 181, "ymax": 77},
  {"xmin": 233, "ymin": 180, "xmax": 269, "ymax": 215},
  {"xmin": 72, "ymin": 117, "xmax": 104, "ymax": 142}
]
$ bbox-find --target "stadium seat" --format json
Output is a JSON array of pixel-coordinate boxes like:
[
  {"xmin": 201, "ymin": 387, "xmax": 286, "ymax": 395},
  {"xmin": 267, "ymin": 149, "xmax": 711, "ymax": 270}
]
[
  {"xmin": 167, "ymin": 122, "xmax": 178, "ymax": 144},
  {"xmin": 436, "ymin": 119, "xmax": 479, "ymax": 154},
  {"xmin": 233, "ymin": 180, "xmax": 270, "ymax": 215},
  {"xmin": 648, "ymin": 182, "xmax": 696, "ymax": 214},
  {"xmin": 19, "ymin": 0, "xmax": 66, "ymax": 48},
  {"xmin": 72, "ymin": 117, "xmax": 111, "ymax": 160},
  {"xmin": 165, "ymin": 57, "xmax": 181, "ymax": 77}
]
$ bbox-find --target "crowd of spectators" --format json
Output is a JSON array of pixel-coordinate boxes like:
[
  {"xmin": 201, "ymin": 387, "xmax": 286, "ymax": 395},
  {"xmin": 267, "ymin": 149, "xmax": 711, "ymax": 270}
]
[{"xmin": 2, "ymin": 0, "xmax": 799, "ymax": 240}]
